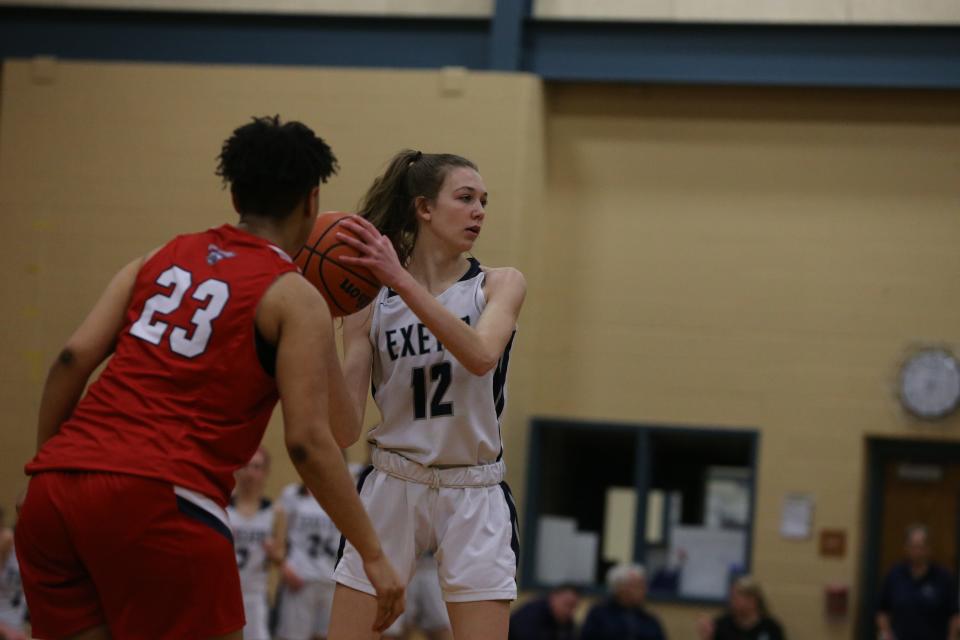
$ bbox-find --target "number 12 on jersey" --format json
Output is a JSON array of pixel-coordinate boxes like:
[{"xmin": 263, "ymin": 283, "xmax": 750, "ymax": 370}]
[{"xmin": 412, "ymin": 362, "xmax": 453, "ymax": 419}]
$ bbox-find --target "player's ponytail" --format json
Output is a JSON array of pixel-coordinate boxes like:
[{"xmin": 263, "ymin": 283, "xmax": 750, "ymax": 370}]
[{"xmin": 359, "ymin": 149, "xmax": 476, "ymax": 266}]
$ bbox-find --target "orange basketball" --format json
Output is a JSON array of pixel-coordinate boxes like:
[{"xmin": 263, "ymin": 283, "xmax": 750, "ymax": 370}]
[{"xmin": 294, "ymin": 212, "xmax": 381, "ymax": 317}]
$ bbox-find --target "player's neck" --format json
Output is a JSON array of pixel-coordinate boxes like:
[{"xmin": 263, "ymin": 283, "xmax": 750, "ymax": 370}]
[
  {"xmin": 234, "ymin": 492, "xmax": 262, "ymax": 514},
  {"xmin": 236, "ymin": 215, "xmax": 301, "ymax": 258},
  {"xmin": 734, "ymin": 611, "xmax": 761, "ymax": 628},
  {"xmin": 407, "ymin": 244, "xmax": 470, "ymax": 295}
]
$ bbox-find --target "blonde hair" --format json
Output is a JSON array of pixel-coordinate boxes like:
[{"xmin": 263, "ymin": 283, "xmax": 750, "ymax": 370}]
[
  {"xmin": 606, "ymin": 563, "xmax": 646, "ymax": 593},
  {"xmin": 732, "ymin": 576, "xmax": 769, "ymax": 617}
]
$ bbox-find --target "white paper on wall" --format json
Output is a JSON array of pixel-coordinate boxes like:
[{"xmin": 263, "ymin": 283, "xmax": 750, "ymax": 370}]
[
  {"xmin": 671, "ymin": 526, "xmax": 746, "ymax": 599},
  {"xmin": 603, "ymin": 487, "xmax": 637, "ymax": 562},
  {"xmin": 536, "ymin": 515, "xmax": 598, "ymax": 585},
  {"xmin": 780, "ymin": 493, "xmax": 814, "ymax": 539}
]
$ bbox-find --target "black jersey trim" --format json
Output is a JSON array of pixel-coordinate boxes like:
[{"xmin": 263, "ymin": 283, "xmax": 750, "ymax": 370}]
[
  {"xmin": 335, "ymin": 465, "xmax": 375, "ymax": 569},
  {"xmin": 499, "ymin": 481, "xmax": 521, "ymax": 570},
  {"xmin": 254, "ymin": 326, "xmax": 277, "ymax": 377},
  {"xmin": 176, "ymin": 495, "xmax": 234, "ymax": 544},
  {"xmin": 461, "ymin": 257, "xmax": 482, "ymax": 281},
  {"xmin": 385, "ymin": 257, "xmax": 481, "ymax": 299},
  {"xmin": 492, "ymin": 330, "xmax": 516, "ymax": 461}
]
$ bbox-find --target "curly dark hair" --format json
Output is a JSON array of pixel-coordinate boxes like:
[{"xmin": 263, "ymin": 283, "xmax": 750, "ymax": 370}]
[{"xmin": 216, "ymin": 115, "xmax": 338, "ymax": 219}]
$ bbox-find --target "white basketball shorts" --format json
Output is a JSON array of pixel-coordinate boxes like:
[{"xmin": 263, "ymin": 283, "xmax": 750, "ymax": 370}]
[
  {"xmin": 240, "ymin": 593, "xmax": 270, "ymax": 640},
  {"xmin": 334, "ymin": 449, "xmax": 519, "ymax": 603},
  {"xmin": 275, "ymin": 579, "xmax": 336, "ymax": 640}
]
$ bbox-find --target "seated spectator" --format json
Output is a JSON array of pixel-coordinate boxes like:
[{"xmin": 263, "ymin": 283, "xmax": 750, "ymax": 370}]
[
  {"xmin": 582, "ymin": 564, "xmax": 666, "ymax": 640},
  {"xmin": 698, "ymin": 576, "xmax": 784, "ymax": 640},
  {"xmin": 509, "ymin": 584, "xmax": 580, "ymax": 640}
]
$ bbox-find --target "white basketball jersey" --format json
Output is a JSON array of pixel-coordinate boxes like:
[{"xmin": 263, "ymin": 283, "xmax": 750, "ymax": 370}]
[
  {"xmin": 227, "ymin": 498, "xmax": 275, "ymax": 597},
  {"xmin": 284, "ymin": 486, "xmax": 340, "ymax": 582},
  {"xmin": 0, "ymin": 542, "xmax": 25, "ymax": 628},
  {"xmin": 368, "ymin": 259, "xmax": 515, "ymax": 467}
]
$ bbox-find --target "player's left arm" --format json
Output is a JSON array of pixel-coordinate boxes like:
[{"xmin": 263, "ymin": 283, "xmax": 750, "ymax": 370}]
[
  {"xmin": 391, "ymin": 265, "xmax": 524, "ymax": 376},
  {"xmin": 474, "ymin": 265, "xmax": 526, "ymax": 354},
  {"xmin": 35, "ymin": 255, "xmax": 144, "ymax": 451},
  {"xmin": 337, "ymin": 216, "xmax": 525, "ymax": 376}
]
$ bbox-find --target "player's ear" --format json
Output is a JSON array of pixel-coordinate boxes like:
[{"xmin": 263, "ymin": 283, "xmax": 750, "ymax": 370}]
[{"xmin": 415, "ymin": 195, "xmax": 432, "ymax": 223}]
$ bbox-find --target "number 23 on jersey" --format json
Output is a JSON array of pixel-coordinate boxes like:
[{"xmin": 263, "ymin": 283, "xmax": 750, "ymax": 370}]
[{"xmin": 130, "ymin": 266, "xmax": 230, "ymax": 358}]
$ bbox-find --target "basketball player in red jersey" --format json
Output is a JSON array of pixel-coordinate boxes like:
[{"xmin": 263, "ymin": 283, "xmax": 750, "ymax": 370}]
[{"xmin": 14, "ymin": 116, "xmax": 403, "ymax": 640}]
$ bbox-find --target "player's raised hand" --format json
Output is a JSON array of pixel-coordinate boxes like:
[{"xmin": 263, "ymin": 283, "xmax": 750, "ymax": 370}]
[
  {"xmin": 336, "ymin": 216, "xmax": 408, "ymax": 291},
  {"xmin": 362, "ymin": 552, "xmax": 405, "ymax": 632}
]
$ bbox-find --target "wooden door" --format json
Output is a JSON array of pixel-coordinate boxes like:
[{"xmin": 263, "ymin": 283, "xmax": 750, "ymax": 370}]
[{"xmin": 878, "ymin": 461, "xmax": 960, "ymax": 582}]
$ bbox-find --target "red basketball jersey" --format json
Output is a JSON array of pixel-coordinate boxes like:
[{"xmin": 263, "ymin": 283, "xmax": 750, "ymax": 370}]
[{"xmin": 27, "ymin": 225, "xmax": 299, "ymax": 507}]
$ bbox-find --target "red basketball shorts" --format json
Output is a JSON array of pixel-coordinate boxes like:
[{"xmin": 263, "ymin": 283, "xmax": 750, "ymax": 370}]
[{"xmin": 15, "ymin": 471, "xmax": 243, "ymax": 639}]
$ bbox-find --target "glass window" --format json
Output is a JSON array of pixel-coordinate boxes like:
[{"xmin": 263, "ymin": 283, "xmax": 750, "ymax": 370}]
[{"xmin": 522, "ymin": 419, "xmax": 756, "ymax": 603}]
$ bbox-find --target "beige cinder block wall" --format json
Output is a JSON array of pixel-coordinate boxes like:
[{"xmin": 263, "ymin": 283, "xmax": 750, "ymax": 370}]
[
  {"xmin": 4, "ymin": 58, "xmax": 960, "ymax": 640},
  {"xmin": 528, "ymin": 83, "xmax": 960, "ymax": 640},
  {"xmin": 0, "ymin": 58, "xmax": 543, "ymax": 514}
]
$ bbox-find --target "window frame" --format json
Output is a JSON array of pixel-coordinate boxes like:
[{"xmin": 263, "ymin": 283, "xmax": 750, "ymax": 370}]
[{"xmin": 520, "ymin": 417, "xmax": 760, "ymax": 604}]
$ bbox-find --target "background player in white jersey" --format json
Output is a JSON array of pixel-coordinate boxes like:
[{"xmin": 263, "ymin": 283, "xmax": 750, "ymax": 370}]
[
  {"xmin": 327, "ymin": 150, "xmax": 526, "ymax": 640},
  {"xmin": 0, "ymin": 507, "xmax": 27, "ymax": 640},
  {"xmin": 227, "ymin": 447, "xmax": 285, "ymax": 640},
  {"xmin": 382, "ymin": 553, "xmax": 452, "ymax": 640},
  {"xmin": 277, "ymin": 482, "xmax": 342, "ymax": 640}
]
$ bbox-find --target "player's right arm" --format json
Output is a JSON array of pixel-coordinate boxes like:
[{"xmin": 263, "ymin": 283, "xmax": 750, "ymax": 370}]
[
  {"xmin": 257, "ymin": 273, "xmax": 403, "ymax": 632},
  {"xmin": 334, "ymin": 305, "xmax": 374, "ymax": 447},
  {"xmin": 36, "ymin": 255, "xmax": 145, "ymax": 451}
]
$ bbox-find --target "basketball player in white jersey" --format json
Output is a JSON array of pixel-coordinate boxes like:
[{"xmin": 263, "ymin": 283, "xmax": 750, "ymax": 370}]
[
  {"xmin": 0, "ymin": 507, "xmax": 27, "ymax": 640},
  {"xmin": 277, "ymin": 482, "xmax": 342, "ymax": 640},
  {"xmin": 227, "ymin": 447, "xmax": 285, "ymax": 640},
  {"xmin": 382, "ymin": 553, "xmax": 452, "ymax": 640},
  {"xmin": 327, "ymin": 150, "xmax": 526, "ymax": 640}
]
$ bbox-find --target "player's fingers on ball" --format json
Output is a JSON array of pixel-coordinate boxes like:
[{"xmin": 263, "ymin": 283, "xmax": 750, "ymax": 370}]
[
  {"xmin": 335, "ymin": 231, "xmax": 367, "ymax": 251},
  {"xmin": 350, "ymin": 215, "xmax": 381, "ymax": 236},
  {"xmin": 336, "ymin": 220, "xmax": 371, "ymax": 243},
  {"xmin": 338, "ymin": 255, "xmax": 372, "ymax": 267},
  {"xmin": 342, "ymin": 218, "xmax": 379, "ymax": 242}
]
